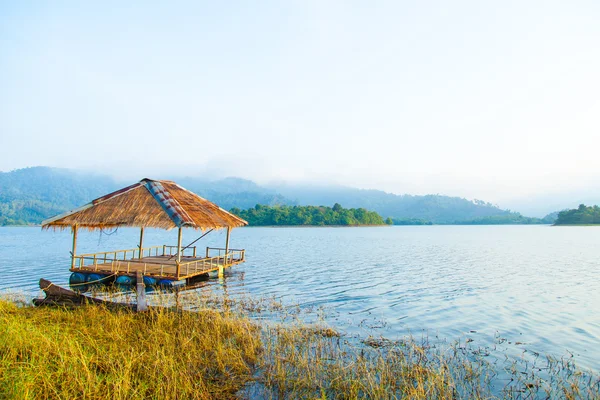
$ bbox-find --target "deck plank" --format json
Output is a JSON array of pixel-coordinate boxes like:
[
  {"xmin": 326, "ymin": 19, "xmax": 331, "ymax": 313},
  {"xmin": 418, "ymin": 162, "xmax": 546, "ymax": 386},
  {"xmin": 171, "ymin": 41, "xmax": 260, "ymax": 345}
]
[{"xmin": 71, "ymin": 255, "xmax": 244, "ymax": 280}]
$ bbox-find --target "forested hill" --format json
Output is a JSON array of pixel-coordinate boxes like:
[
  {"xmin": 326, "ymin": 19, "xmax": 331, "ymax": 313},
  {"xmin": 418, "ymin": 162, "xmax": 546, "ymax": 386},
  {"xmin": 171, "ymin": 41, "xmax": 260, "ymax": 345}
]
[
  {"xmin": 0, "ymin": 166, "xmax": 553, "ymax": 226},
  {"xmin": 231, "ymin": 204, "xmax": 389, "ymax": 226},
  {"xmin": 554, "ymin": 205, "xmax": 600, "ymax": 225},
  {"xmin": 0, "ymin": 167, "xmax": 118, "ymax": 226},
  {"xmin": 269, "ymin": 184, "xmax": 552, "ymax": 224},
  {"xmin": 0, "ymin": 168, "xmax": 292, "ymax": 225}
]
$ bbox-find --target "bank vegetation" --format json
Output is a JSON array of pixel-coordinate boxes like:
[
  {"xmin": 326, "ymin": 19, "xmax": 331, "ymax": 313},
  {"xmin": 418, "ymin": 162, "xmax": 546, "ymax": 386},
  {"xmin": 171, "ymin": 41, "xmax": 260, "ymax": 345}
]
[{"xmin": 0, "ymin": 294, "xmax": 598, "ymax": 399}]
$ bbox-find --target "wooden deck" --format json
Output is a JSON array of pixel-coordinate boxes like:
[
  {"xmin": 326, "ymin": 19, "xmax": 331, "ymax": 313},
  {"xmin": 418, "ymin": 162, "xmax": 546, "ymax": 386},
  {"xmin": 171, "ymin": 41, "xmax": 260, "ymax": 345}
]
[{"xmin": 71, "ymin": 246, "xmax": 245, "ymax": 281}]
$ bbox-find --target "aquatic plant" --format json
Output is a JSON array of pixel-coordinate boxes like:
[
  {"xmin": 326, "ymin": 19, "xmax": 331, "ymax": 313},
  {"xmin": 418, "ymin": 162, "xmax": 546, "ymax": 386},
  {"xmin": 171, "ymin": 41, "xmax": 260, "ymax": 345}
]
[{"xmin": 0, "ymin": 292, "xmax": 598, "ymax": 399}]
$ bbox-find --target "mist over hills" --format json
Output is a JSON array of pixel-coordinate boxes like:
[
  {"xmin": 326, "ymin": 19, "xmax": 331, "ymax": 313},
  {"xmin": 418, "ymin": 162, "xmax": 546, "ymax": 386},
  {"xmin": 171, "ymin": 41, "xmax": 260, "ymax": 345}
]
[
  {"xmin": 501, "ymin": 192, "xmax": 600, "ymax": 218},
  {"xmin": 0, "ymin": 167, "xmax": 117, "ymax": 225},
  {"xmin": 269, "ymin": 184, "xmax": 521, "ymax": 224},
  {"xmin": 0, "ymin": 167, "xmax": 559, "ymax": 226},
  {"xmin": 175, "ymin": 176, "xmax": 291, "ymax": 211}
]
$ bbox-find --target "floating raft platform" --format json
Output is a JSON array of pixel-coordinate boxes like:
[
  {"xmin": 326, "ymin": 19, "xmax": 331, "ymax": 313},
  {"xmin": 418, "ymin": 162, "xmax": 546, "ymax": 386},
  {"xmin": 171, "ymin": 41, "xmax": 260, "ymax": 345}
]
[
  {"xmin": 40, "ymin": 178, "xmax": 249, "ymax": 286},
  {"xmin": 72, "ymin": 245, "xmax": 245, "ymax": 282}
]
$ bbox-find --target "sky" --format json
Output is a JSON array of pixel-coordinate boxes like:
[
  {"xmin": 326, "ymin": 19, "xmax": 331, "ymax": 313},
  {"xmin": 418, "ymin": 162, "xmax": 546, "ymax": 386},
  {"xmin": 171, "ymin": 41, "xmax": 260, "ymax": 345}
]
[{"xmin": 1, "ymin": 1, "xmax": 599, "ymax": 208}]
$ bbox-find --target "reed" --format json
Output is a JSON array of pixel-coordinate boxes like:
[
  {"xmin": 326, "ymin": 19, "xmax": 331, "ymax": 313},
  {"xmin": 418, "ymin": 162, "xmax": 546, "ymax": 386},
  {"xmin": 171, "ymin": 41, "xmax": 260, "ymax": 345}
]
[
  {"xmin": 0, "ymin": 293, "xmax": 598, "ymax": 399},
  {"xmin": 0, "ymin": 299, "xmax": 260, "ymax": 399}
]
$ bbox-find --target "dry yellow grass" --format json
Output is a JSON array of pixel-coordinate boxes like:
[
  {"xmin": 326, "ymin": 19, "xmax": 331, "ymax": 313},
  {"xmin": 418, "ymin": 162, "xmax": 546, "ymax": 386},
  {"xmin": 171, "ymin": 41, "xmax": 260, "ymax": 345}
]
[
  {"xmin": 0, "ymin": 294, "xmax": 598, "ymax": 399},
  {"xmin": 0, "ymin": 300, "xmax": 260, "ymax": 399}
]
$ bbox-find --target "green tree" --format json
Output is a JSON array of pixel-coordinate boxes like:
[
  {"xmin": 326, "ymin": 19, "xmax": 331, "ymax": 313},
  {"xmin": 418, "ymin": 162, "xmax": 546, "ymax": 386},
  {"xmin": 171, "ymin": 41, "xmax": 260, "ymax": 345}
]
[
  {"xmin": 230, "ymin": 204, "xmax": 387, "ymax": 226},
  {"xmin": 555, "ymin": 204, "xmax": 600, "ymax": 225}
]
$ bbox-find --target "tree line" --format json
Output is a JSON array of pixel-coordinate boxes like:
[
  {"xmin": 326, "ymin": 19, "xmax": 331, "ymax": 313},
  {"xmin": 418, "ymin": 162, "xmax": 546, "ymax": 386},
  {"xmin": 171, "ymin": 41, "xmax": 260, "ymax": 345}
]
[
  {"xmin": 554, "ymin": 204, "xmax": 600, "ymax": 225},
  {"xmin": 0, "ymin": 167, "xmax": 566, "ymax": 226},
  {"xmin": 230, "ymin": 203, "xmax": 391, "ymax": 226}
]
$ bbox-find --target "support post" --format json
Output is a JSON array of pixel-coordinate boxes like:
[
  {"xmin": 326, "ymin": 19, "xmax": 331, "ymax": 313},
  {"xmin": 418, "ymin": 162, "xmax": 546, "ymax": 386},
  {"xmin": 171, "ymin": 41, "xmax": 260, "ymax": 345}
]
[
  {"xmin": 225, "ymin": 226, "xmax": 231, "ymax": 256},
  {"xmin": 138, "ymin": 227, "xmax": 144, "ymax": 259},
  {"xmin": 176, "ymin": 226, "xmax": 183, "ymax": 279},
  {"xmin": 220, "ymin": 226, "xmax": 230, "ymax": 277},
  {"xmin": 71, "ymin": 225, "xmax": 78, "ymax": 269},
  {"xmin": 136, "ymin": 271, "xmax": 147, "ymax": 312}
]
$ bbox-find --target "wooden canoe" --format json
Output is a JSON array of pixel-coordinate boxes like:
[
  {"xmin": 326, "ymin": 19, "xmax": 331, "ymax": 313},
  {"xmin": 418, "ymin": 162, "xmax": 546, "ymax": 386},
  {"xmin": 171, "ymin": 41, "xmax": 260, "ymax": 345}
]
[{"xmin": 33, "ymin": 278, "xmax": 136, "ymax": 310}]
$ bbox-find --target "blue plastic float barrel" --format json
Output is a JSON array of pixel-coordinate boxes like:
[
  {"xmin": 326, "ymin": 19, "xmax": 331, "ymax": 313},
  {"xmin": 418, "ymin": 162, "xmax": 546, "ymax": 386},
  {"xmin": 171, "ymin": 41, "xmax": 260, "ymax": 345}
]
[
  {"xmin": 86, "ymin": 273, "xmax": 104, "ymax": 284},
  {"xmin": 86, "ymin": 273, "xmax": 106, "ymax": 290},
  {"xmin": 69, "ymin": 272, "xmax": 87, "ymax": 285},
  {"xmin": 69, "ymin": 272, "xmax": 88, "ymax": 292},
  {"xmin": 115, "ymin": 275, "xmax": 135, "ymax": 287},
  {"xmin": 143, "ymin": 276, "xmax": 157, "ymax": 287}
]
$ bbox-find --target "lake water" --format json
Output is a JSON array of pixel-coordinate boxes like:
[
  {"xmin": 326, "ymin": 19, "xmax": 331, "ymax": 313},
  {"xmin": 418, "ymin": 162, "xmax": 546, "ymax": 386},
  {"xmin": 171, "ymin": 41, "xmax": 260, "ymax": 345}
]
[{"xmin": 1, "ymin": 225, "xmax": 599, "ymax": 372}]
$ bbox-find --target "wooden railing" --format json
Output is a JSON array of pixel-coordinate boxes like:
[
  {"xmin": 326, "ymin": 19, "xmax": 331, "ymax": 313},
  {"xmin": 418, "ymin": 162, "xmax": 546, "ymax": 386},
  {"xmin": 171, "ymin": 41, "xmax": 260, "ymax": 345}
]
[
  {"xmin": 178, "ymin": 249, "xmax": 246, "ymax": 276},
  {"xmin": 74, "ymin": 245, "xmax": 199, "ymax": 267},
  {"xmin": 161, "ymin": 245, "xmax": 200, "ymax": 258},
  {"xmin": 70, "ymin": 245, "xmax": 245, "ymax": 279},
  {"xmin": 206, "ymin": 247, "xmax": 245, "ymax": 258},
  {"xmin": 72, "ymin": 257, "xmax": 177, "ymax": 276}
]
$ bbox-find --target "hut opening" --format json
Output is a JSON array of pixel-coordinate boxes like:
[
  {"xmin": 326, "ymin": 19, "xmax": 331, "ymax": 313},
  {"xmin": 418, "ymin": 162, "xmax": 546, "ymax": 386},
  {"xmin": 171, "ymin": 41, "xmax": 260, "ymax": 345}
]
[{"xmin": 42, "ymin": 178, "xmax": 248, "ymax": 287}]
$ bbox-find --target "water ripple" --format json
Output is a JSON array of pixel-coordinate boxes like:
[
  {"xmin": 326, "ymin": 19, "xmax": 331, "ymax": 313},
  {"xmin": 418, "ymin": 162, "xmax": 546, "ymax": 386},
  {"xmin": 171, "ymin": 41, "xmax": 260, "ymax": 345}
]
[{"xmin": 1, "ymin": 225, "xmax": 600, "ymax": 371}]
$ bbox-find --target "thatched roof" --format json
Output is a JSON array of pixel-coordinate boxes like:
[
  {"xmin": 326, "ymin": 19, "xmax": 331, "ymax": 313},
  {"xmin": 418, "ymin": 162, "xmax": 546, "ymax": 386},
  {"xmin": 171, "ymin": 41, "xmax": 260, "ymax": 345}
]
[{"xmin": 42, "ymin": 178, "xmax": 248, "ymax": 231}]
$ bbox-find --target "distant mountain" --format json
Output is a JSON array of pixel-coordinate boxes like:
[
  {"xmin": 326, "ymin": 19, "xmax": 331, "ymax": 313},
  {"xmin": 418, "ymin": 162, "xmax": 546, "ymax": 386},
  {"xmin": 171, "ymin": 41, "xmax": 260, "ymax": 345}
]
[
  {"xmin": 0, "ymin": 167, "xmax": 293, "ymax": 225},
  {"xmin": 0, "ymin": 166, "xmax": 551, "ymax": 226},
  {"xmin": 0, "ymin": 167, "xmax": 117, "ymax": 206},
  {"xmin": 176, "ymin": 176, "xmax": 293, "ymax": 211},
  {"xmin": 269, "ymin": 184, "xmax": 527, "ymax": 224},
  {"xmin": 501, "ymin": 192, "xmax": 600, "ymax": 218},
  {"xmin": 0, "ymin": 167, "xmax": 118, "ymax": 225},
  {"xmin": 541, "ymin": 211, "xmax": 560, "ymax": 224}
]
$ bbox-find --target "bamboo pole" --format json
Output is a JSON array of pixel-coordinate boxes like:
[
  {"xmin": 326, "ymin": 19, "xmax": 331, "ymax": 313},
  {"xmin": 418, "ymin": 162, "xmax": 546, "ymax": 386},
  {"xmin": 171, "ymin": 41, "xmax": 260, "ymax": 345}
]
[
  {"xmin": 136, "ymin": 271, "xmax": 147, "ymax": 312},
  {"xmin": 71, "ymin": 225, "xmax": 78, "ymax": 269},
  {"xmin": 225, "ymin": 227, "xmax": 231, "ymax": 256},
  {"xmin": 176, "ymin": 227, "xmax": 183, "ymax": 279},
  {"xmin": 220, "ymin": 227, "xmax": 230, "ymax": 277},
  {"xmin": 138, "ymin": 227, "xmax": 144, "ymax": 259}
]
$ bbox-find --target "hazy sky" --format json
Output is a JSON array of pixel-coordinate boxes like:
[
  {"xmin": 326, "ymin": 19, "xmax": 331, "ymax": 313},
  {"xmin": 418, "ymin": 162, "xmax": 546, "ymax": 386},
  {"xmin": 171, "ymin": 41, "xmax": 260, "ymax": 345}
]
[{"xmin": 1, "ymin": 1, "xmax": 599, "ymax": 205}]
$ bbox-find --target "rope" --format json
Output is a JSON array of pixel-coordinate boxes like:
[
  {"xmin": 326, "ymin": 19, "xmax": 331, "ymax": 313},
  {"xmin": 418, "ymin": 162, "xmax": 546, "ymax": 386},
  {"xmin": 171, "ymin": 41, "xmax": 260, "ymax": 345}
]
[
  {"xmin": 32, "ymin": 273, "xmax": 121, "ymax": 291},
  {"xmin": 100, "ymin": 227, "xmax": 119, "ymax": 236},
  {"xmin": 97, "ymin": 227, "xmax": 119, "ymax": 246},
  {"xmin": 1, "ymin": 271, "xmax": 137, "ymax": 297},
  {"xmin": 1, "ymin": 273, "xmax": 121, "ymax": 297},
  {"xmin": 62, "ymin": 272, "xmax": 119, "ymax": 287}
]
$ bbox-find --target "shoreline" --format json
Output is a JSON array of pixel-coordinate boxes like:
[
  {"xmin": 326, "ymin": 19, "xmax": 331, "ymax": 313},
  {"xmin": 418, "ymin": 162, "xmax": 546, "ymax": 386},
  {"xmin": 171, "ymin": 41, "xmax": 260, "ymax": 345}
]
[{"xmin": 0, "ymin": 293, "xmax": 598, "ymax": 399}]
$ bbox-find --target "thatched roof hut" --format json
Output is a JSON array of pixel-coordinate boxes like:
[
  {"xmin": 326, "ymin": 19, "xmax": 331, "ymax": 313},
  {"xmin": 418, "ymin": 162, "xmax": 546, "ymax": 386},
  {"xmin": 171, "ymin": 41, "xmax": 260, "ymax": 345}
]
[
  {"xmin": 42, "ymin": 178, "xmax": 247, "ymax": 231},
  {"xmin": 42, "ymin": 179, "xmax": 248, "ymax": 276}
]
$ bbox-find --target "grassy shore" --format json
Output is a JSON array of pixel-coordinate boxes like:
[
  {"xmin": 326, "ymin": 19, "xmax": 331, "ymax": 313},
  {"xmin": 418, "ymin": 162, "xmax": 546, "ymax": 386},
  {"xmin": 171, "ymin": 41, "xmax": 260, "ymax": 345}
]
[{"xmin": 1, "ymin": 294, "xmax": 599, "ymax": 399}]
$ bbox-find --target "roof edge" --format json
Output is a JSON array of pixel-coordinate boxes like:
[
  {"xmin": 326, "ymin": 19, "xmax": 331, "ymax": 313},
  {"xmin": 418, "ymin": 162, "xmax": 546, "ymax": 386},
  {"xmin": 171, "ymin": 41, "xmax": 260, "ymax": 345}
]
[
  {"xmin": 42, "ymin": 181, "xmax": 144, "ymax": 228},
  {"xmin": 171, "ymin": 182, "xmax": 248, "ymax": 226},
  {"xmin": 42, "ymin": 203, "xmax": 94, "ymax": 226}
]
